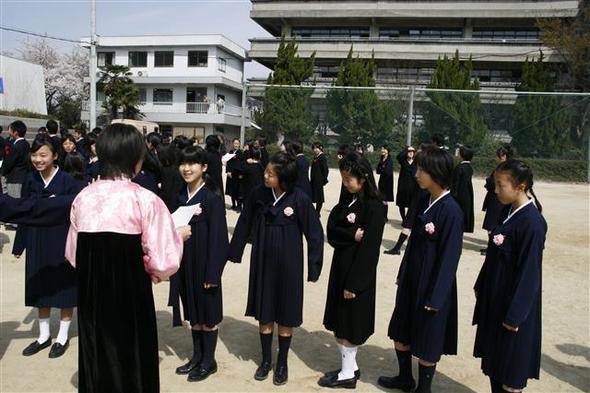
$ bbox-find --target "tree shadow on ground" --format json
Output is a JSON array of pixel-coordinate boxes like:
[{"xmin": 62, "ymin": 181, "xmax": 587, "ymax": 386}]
[{"xmin": 541, "ymin": 344, "xmax": 590, "ymax": 392}]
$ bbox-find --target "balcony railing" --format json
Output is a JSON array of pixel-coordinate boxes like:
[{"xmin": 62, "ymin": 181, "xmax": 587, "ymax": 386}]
[{"xmin": 186, "ymin": 102, "xmax": 211, "ymax": 113}]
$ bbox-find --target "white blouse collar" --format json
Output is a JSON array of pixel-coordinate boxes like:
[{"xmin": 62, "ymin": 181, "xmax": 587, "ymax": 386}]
[
  {"xmin": 272, "ymin": 189, "xmax": 286, "ymax": 206},
  {"xmin": 187, "ymin": 182, "xmax": 206, "ymax": 203},
  {"xmin": 41, "ymin": 166, "xmax": 59, "ymax": 188},
  {"xmin": 424, "ymin": 190, "xmax": 450, "ymax": 214},
  {"xmin": 503, "ymin": 199, "xmax": 535, "ymax": 224},
  {"xmin": 348, "ymin": 196, "xmax": 358, "ymax": 208}
]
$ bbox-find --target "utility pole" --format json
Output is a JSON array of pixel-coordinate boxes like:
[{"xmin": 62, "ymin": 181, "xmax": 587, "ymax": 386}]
[
  {"xmin": 89, "ymin": 0, "xmax": 97, "ymax": 130},
  {"xmin": 406, "ymin": 86, "xmax": 415, "ymax": 146}
]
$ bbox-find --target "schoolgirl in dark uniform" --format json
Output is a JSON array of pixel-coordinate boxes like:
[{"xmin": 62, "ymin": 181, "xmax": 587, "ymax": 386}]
[
  {"xmin": 169, "ymin": 146, "xmax": 229, "ymax": 382},
  {"xmin": 310, "ymin": 142, "xmax": 329, "ymax": 215},
  {"xmin": 318, "ymin": 152, "xmax": 386, "ymax": 389},
  {"xmin": 473, "ymin": 160, "xmax": 546, "ymax": 393},
  {"xmin": 376, "ymin": 145, "xmax": 395, "ymax": 220},
  {"xmin": 451, "ymin": 145, "xmax": 475, "ymax": 233},
  {"xmin": 228, "ymin": 152, "xmax": 324, "ymax": 386},
  {"xmin": 481, "ymin": 145, "xmax": 513, "ymax": 254},
  {"xmin": 13, "ymin": 135, "xmax": 84, "ymax": 358},
  {"xmin": 379, "ymin": 147, "xmax": 464, "ymax": 393}
]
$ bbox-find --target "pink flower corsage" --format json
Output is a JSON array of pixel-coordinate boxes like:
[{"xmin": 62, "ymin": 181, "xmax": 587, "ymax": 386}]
[
  {"xmin": 346, "ymin": 213, "xmax": 356, "ymax": 224},
  {"xmin": 284, "ymin": 206, "xmax": 294, "ymax": 217},
  {"xmin": 425, "ymin": 222, "xmax": 435, "ymax": 235},
  {"xmin": 493, "ymin": 234, "xmax": 505, "ymax": 246},
  {"xmin": 193, "ymin": 203, "xmax": 203, "ymax": 216}
]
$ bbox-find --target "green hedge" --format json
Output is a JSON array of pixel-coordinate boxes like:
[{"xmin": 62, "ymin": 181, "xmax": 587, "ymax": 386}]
[
  {"xmin": 0, "ymin": 109, "xmax": 51, "ymax": 120},
  {"xmin": 266, "ymin": 145, "xmax": 588, "ymax": 183}
]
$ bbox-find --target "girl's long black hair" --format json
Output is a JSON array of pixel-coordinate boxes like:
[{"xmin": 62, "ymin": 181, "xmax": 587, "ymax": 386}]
[
  {"xmin": 495, "ymin": 159, "xmax": 543, "ymax": 213},
  {"xmin": 339, "ymin": 152, "xmax": 382, "ymax": 201},
  {"xmin": 179, "ymin": 146, "xmax": 220, "ymax": 196}
]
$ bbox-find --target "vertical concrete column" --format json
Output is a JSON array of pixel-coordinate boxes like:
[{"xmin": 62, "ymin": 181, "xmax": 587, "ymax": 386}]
[
  {"xmin": 464, "ymin": 18, "xmax": 473, "ymax": 38},
  {"xmin": 370, "ymin": 17, "xmax": 379, "ymax": 38},
  {"xmin": 282, "ymin": 20, "xmax": 292, "ymax": 38}
]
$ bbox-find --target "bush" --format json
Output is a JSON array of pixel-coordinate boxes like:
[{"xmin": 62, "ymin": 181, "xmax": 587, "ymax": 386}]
[
  {"xmin": 470, "ymin": 157, "xmax": 587, "ymax": 183},
  {"xmin": 264, "ymin": 144, "xmax": 587, "ymax": 183},
  {"xmin": 0, "ymin": 109, "xmax": 51, "ymax": 119}
]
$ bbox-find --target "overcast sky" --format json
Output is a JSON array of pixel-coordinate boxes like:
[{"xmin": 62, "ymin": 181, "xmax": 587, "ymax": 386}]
[{"xmin": 0, "ymin": 0, "xmax": 272, "ymax": 78}]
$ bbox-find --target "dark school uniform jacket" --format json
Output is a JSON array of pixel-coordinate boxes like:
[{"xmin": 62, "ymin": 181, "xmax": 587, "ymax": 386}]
[
  {"xmin": 473, "ymin": 201, "xmax": 546, "ymax": 389},
  {"xmin": 228, "ymin": 185, "xmax": 324, "ymax": 327}
]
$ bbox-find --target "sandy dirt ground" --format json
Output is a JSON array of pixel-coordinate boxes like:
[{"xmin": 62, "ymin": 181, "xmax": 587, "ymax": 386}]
[{"xmin": 1, "ymin": 170, "xmax": 589, "ymax": 392}]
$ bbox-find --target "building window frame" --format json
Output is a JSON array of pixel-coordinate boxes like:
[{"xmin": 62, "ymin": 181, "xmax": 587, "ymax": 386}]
[
  {"xmin": 217, "ymin": 57, "xmax": 227, "ymax": 73},
  {"xmin": 153, "ymin": 88, "xmax": 173, "ymax": 105},
  {"xmin": 154, "ymin": 51, "xmax": 174, "ymax": 67},
  {"xmin": 97, "ymin": 52, "xmax": 115, "ymax": 67},
  {"xmin": 188, "ymin": 50, "xmax": 208, "ymax": 67},
  {"xmin": 128, "ymin": 51, "xmax": 148, "ymax": 67}
]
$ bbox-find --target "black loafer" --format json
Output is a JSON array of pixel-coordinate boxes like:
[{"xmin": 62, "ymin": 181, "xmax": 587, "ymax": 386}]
[
  {"xmin": 377, "ymin": 375, "xmax": 416, "ymax": 392},
  {"xmin": 49, "ymin": 340, "xmax": 69, "ymax": 358},
  {"xmin": 324, "ymin": 369, "xmax": 361, "ymax": 380},
  {"xmin": 273, "ymin": 365, "xmax": 288, "ymax": 386},
  {"xmin": 318, "ymin": 373, "xmax": 357, "ymax": 389},
  {"xmin": 254, "ymin": 361, "xmax": 272, "ymax": 381},
  {"xmin": 187, "ymin": 361, "xmax": 217, "ymax": 382},
  {"xmin": 22, "ymin": 339, "xmax": 52, "ymax": 356},
  {"xmin": 480, "ymin": 248, "xmax": 487, "ymax": 255},
  {"xmin": 176, "ymin": 358, "xmax": 200, "ymax": 375},
  {"xmin": 384, "ymin": 248, "xmax": 401, "ymax": 255}
]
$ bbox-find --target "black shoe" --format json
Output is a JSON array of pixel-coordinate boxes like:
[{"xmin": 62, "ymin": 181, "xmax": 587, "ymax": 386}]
[
  {"xmin": 318, "ymin": 373, "xmax": 357, "ymax": 389},
  {"xmin": 384, "ymin": 248, "xmax": 401, "ymax": 255},
  {"xmin": 187, "ymin": 361, "xmax": 217, "ymax": 382},
  {"xmin": 273, "ymin": 365, "xmax": 288, "ymax": 386},
  {"xmin": 22, "ymin": 339, "xmax": 52, "ymax": 356},
  {"xmin": 48, "ymin": 340, "xmax": 69, "ymax": 358},
  {"xmin": 323, "ymin": 369, "xmax": 361, "ymax": 380},
  {"xmin": 176, "ymin": 358, "xmax": 200, "ymax": 375},
  {"xmin": 480, "ymin": 248, "xmax": 487, "ymax": 256},
  {"xmin": 377, "ymin": 375, "xmax": 416, "ymax": 392},
  {"xmin": 254, "ymin": 361, "xmax": 272, "ymax": 381}
]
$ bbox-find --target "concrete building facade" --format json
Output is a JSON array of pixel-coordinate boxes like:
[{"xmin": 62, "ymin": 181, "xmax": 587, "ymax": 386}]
[
  {"xmin": 0, "ymin": 55, "xmax": 47, "ymax": 115},
  {"xmin": 248, "ymin": 0, "xmax": 580, "ymax": 89},
  {"xmin": 81, "ymin": 35, "xmax": 248, "ymax": 142}
]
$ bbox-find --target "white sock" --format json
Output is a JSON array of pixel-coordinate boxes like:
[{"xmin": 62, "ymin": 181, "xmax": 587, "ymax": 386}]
[
  {"xmin": 56, "ymin": 320, "xmax": 71, "ymax": 345},
  {"xmin": 338, "ymin": 345, "xmax": 358, "ymax": 380},
  {"xmin": 38, "ymin": 318, "xmax": 50, "ymax": 344}
]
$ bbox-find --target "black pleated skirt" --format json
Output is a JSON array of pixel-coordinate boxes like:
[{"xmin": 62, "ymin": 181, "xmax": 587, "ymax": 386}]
[{"xmin": 76, "ymin": 232, "xmax": 159, "ymax": 393}]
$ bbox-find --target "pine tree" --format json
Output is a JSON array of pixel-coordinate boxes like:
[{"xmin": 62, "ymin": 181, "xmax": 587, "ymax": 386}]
[
  {"xmin": 424, "ymin": 50, "xmax": 489, "ymax": 148},
  {"xmin": 512, "ymin": 52, "xmax": 572, "ymax": 157},
  {"xmin": 258, "ymin": 35, "xmax": 317, "ymax": 142},
  {"xmin": 325, "ymin": 46, "xmax": 400, "ymax": 146}
]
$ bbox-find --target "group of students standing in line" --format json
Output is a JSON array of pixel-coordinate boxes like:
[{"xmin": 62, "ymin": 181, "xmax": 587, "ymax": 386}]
[{"xmin": 0, "ymin": 123, "xmax": 546, "ymax": 393}]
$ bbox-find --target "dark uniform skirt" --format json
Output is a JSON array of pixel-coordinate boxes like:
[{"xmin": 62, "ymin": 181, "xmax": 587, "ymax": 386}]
[{"xmin": 76, "ymin": 232, "xmax": 160, "ymax": 393}]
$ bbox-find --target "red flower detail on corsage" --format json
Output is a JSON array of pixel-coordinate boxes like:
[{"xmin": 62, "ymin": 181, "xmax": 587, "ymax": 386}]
[
  {"xmin": 425, "ymin": 222, "xmax": 435, "ymax": 235},
  {"xmin": 284, "ymin": 207, "xmax": 294, "ymax": 217},
  {"xmin": 493, "ymin": 234, "xmax": 505, "ymax": 246},
  {"xmin": 346, "ymin": 213, "xmax": 356, "ymax": 224}
]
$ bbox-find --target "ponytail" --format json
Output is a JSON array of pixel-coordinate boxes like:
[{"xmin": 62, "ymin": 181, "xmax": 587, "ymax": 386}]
[{"xmin": 529, "ymin": 187, "xmax": 543, "ymax": 214}]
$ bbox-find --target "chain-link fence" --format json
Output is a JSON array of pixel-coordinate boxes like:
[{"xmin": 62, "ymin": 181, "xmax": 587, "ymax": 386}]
[{"xmin": 245, "ymin": 84, "xmax": 590, "ymax": 182}]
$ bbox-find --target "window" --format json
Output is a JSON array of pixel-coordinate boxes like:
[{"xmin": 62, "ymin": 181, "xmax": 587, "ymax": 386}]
[
  {"xmin": 188, "ymin": 51, "xmax": 208, "ymax": 67},
  {"xmin": 292, "ymin": 27, "xmax": 370, "ymax": 38},
  {"xmin": 153, "ymin": 89, "xmax": 173, "ymax": 105},
  {"xmin": 217, "ymin": 57, "xmax": 227, "ymax": 73},
  {"xmin": 97, "ymin": 52, "xmax": 115, "ymax": 67},
  {"xmin": 128, "ymin": 51, "xmax": 147, "ymax": 67},
  {"xmin": 379, "ymin": 29, "xmax": 400, "ymax": 38},
  {"xmin": 154, "ymin": 51, "xmax": 174, "ymax": 67},
  {"xmin": 138, "ymin": 88, "xmax": 147, "ymax": 104},
  {"xmin": 472, "ymin": 29, "xmax": 539, "ymax": 40}
]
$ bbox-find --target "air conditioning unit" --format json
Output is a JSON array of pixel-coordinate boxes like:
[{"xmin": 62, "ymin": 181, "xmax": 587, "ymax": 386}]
[{"xmin": 137, "ymin": 71, "xmax": 144, "ymax": 77}]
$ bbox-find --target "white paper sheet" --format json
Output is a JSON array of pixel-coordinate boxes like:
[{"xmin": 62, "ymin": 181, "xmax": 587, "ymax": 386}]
[
  {"xmin": 222, "ymin": 152, "xmax": 236, "ymax": 166},
  {"xmin": 171, "ymin": 205, "xmax": 198, "ymax": 227}
]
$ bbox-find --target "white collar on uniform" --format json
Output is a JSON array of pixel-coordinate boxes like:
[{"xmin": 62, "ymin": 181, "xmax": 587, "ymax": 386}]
[
  {"xmin": 187, "ymin": 182, "xmax": 205, "ymax": 203},
  {"xmin": 461, "ymin": 161, "xmax": 471, "ymax": 164},
  {"xmin": 348, "ymin": 196, "xmax": 358, "ymax": 208},
  {"xmin": 424, "ymin": 190, "xmax": 450, "ymax": 214},
  {"xmin": 272, "ymin": 189, "xmax": 286, "ymax": 206},
  {"xmin": 41, "ymin": 166, "xmax": 59, "ymax": 188},
  {"xmin": 14, "ymin": 137, "xmax": 24, "ymax": 143},
  {"xmin": 503, "ymin": 199, "xmax": 534, "ymax": 224}
]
